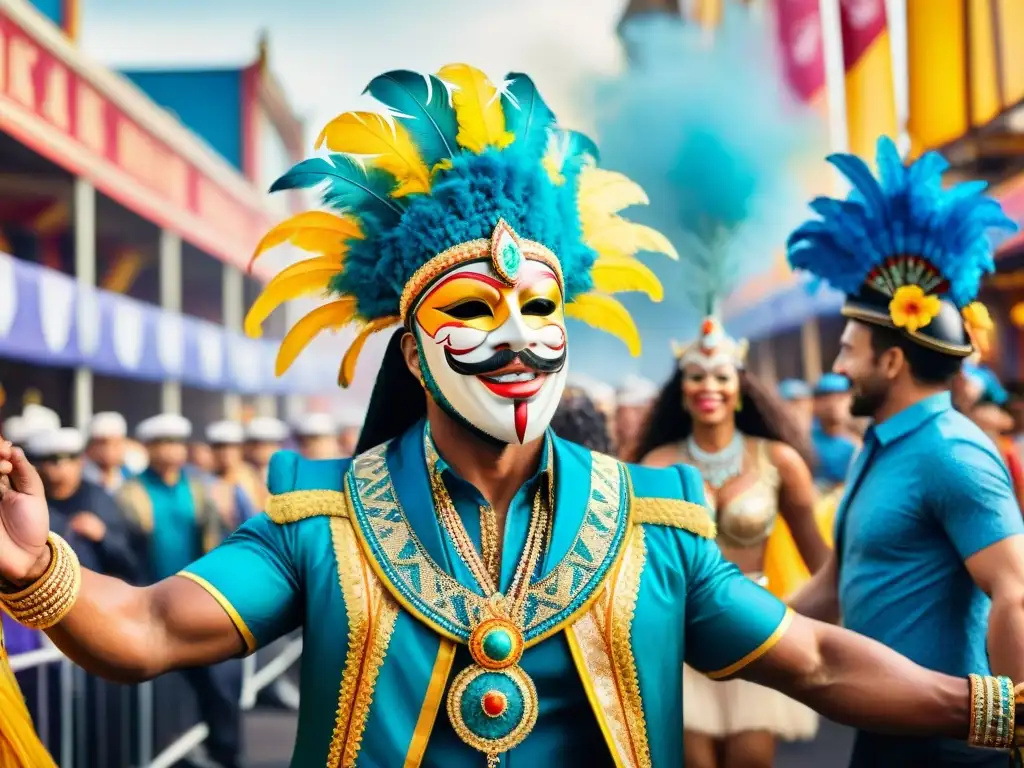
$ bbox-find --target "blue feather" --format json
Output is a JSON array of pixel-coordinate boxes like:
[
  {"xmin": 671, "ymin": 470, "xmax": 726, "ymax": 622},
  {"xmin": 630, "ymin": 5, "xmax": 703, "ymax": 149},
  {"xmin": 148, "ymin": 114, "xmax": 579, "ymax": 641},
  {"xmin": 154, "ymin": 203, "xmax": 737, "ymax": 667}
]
[
  {"xmin": 594, "ymin": 7, "xmax": 824, "ymax": 311},
  {"xmin": 270, "ymin": 155, "xmax": 404, "ymax": 222},
  {"xmin": 787, "ymin": 135, "xmax": 1018, "ymax": 307},
  {"xmin": 503, "ymin": 72, "xmax": 556, "ymax": 158},
  {"xmin": 364, "ymin": 69, "xmax": 458, "ymax": 168}
]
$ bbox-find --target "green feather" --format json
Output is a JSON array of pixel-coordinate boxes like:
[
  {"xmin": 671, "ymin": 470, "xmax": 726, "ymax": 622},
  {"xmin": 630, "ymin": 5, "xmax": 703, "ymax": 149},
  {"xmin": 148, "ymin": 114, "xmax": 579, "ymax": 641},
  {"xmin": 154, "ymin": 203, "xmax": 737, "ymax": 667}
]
[
  {"xmin": 270, "ymin": 154, "xmax": 404, "ymax": 222},
  {"xmin": 503, "ymin": 72, "xmax": 556, "ymax": 157},
  {"xmin": 365, "ymin": 70, "xmax": 458, "ymax": 168}
]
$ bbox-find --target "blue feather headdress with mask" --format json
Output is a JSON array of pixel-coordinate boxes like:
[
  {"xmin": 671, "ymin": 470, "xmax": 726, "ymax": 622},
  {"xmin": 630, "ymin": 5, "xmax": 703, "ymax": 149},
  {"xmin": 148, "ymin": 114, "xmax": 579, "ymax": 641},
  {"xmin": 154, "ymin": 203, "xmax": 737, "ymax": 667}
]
[
  {"xmin": 787, "ymin": 136, "xmax": 1017, "ymax": 357},
  {"xmin": 596, "ymin": 6, "xmax": 822, "ymax": 372},
  {"xmin": 243, "ymin": 63, "xmax": 676, "ymax": 387}
]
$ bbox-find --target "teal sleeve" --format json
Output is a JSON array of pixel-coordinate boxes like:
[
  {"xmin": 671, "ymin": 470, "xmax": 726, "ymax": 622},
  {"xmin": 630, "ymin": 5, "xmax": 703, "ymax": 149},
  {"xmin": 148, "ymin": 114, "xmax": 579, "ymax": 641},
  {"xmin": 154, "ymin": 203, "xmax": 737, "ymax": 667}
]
[
  {"xmin": 179, "ymin": 514, "xmax": 302, "ymax": 653},
  {"xmin": 684, "ymin": 536, "xmax": 792, "ymax": 678},
  {"xmin": 675, "ymin": 464, "xmax": 790, "ymax": 678}
]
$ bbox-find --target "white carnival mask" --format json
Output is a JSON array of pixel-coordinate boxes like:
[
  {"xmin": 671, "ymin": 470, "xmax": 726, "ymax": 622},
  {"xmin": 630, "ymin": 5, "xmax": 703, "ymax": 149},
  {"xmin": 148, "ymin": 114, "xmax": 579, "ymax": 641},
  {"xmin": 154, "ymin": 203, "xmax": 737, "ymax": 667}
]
[{"xmin": 412, "ymin": 226, "xmax": 568, "ymax": 445}]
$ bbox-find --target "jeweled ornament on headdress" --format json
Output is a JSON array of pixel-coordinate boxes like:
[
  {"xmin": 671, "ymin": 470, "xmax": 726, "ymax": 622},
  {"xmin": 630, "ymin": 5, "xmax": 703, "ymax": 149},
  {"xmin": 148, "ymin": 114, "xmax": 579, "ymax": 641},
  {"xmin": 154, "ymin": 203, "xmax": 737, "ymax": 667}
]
[
  {"xmin": 673, "ymin": 314, "xmax": 749, "ymax": 371},
  {"xmin": 244, "ymin": 63, "xmax": 676, "ymax": 387},
  {"xmin": 787, "ymin": 136, "xmax": 1017, "ymax": 357}
]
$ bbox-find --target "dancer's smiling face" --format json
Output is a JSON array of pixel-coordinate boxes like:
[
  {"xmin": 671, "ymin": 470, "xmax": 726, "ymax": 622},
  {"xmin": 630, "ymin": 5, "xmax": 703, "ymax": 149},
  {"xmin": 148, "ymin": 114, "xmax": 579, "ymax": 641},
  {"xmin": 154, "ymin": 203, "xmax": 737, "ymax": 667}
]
[{"xmin": 411, "ymin": 259, "xmax": 568, "ymax": 445}]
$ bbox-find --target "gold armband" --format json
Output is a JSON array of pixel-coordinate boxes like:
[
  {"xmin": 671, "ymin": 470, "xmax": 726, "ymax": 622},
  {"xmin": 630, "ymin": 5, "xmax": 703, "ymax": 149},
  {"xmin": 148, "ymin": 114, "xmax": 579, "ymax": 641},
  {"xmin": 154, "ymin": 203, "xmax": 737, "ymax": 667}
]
[
  {"xmin": 968, "ymin": 673, "xmax": 1015, "ymax": 750},
  {"xmin": 0, "ymin": 534, "xmax": 81, "ymax": 630}
]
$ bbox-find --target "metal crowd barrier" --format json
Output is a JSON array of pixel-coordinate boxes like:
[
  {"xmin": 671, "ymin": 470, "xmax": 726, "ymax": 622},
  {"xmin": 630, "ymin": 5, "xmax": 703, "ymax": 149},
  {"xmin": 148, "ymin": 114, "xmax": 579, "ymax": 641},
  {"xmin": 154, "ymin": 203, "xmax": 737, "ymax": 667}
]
[{"xmin": 9, "ymin": 634, "xmax": 302, "ymax": 768}]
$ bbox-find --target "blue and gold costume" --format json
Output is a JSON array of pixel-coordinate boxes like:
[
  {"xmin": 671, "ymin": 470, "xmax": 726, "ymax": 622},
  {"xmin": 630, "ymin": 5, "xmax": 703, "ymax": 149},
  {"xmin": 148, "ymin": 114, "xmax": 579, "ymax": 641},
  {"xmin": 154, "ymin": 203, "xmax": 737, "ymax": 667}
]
[
  {"xmin": 788, "ymin": 136, "xmax": 1021, "ymax": 766},
  {"xmin": 182, "ymin": 422, "xmax": 789, "ymax": 766},
  {"xmin": 175, "ymin": 64, "xmax": 795, "ymax": 767}
]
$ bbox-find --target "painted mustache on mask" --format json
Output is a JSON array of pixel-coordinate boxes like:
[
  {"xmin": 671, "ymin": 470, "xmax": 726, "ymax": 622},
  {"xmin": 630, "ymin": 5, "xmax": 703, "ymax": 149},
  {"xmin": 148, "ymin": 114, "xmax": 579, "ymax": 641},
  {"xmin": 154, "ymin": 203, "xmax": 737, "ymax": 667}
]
[{"xmin": 444, "ymin": 347, "xmax": 567, "ymax": 377}]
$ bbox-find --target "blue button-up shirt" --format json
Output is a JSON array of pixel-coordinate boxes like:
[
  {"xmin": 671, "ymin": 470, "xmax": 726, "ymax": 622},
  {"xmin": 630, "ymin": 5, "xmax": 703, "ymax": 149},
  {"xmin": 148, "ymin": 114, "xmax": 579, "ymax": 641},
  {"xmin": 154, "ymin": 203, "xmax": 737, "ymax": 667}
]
[{"xmin": 836, "ymin": 392, "xmax": 1024, "ymax": 764}]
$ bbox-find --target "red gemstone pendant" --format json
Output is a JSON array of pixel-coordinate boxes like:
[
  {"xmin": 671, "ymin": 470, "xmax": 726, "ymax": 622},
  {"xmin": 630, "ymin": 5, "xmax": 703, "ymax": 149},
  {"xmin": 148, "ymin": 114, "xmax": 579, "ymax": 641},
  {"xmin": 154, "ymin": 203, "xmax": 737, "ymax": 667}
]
[{"xmin": 482, "ymin": 690, "xmax": 507, "ymax": 718}]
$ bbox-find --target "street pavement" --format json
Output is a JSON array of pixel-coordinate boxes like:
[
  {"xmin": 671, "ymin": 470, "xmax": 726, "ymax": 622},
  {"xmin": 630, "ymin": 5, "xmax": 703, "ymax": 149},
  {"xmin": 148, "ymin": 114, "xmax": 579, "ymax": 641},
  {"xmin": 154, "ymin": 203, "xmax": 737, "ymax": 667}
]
[{"xmin": 241, "ymin": 711, "xmax": 856, "ymax": 767}]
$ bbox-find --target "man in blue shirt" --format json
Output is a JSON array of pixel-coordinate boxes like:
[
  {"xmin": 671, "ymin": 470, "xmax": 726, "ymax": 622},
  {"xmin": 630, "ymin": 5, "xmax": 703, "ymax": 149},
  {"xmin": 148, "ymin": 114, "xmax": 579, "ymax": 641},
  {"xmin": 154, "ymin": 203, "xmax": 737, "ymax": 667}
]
[
  {"xmin": 788, "ymin": 137, "xmax": 1024, "ymax": 765},
  {"xmin": 810, "ymin": 373, "xmax": 859, "ymax": 492}
]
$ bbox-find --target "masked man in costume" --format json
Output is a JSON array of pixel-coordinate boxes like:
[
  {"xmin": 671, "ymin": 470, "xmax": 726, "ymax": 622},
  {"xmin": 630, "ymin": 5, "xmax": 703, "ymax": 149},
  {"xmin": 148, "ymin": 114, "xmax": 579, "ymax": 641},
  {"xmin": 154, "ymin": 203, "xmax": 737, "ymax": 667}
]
[
  {"xmin": 788, "ymin": 136, "xmax": 1024, "ymax": 767},
  {"xmin": 4, "ymin": 67, "xmax": 1024, "ymax": 768}
]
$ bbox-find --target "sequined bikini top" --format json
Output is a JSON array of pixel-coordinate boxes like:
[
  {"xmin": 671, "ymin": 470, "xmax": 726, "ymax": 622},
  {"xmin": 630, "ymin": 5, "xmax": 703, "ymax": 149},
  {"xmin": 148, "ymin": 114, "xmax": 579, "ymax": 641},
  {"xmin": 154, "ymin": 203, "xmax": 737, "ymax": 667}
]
[{"xmin": 684, "ymin": 438, "xmax": 781, "ymax": 549}]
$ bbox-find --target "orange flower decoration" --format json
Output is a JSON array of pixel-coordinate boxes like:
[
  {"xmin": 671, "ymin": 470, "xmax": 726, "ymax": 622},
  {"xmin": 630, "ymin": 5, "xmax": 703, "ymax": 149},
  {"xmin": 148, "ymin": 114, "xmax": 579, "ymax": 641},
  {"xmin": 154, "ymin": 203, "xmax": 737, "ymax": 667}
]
[
  {"xmin": 888, "ymin": 285, "xmax": 941, "ymax": 333},
  {"xmin": 962, "ymin": 301, "xmax": 994, "ymax": 357},
  {"xmin": 1011, "ymin": 302, "xmax": 1024, "ymax": 329}
]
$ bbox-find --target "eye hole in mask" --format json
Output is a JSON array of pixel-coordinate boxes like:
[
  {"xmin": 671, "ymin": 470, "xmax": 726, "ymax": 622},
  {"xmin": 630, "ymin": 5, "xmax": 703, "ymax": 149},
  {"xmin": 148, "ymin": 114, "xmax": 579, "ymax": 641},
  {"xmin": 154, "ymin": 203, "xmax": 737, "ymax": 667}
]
[
  {"xmin": 442, "ymin": 299, "xmax": 494, "ymax": 320},
  {"xmin": 522, "ymin": 297, "xmax": 557, "ymax": 316}
]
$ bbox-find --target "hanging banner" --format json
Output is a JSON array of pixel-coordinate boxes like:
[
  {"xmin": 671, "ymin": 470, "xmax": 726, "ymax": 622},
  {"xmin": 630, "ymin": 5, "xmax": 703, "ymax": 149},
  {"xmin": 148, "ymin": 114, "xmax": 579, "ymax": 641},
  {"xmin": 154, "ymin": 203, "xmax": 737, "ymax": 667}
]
[{"xmin": 0, "ymin": 252, "xmax": 336, "ymax": 395}]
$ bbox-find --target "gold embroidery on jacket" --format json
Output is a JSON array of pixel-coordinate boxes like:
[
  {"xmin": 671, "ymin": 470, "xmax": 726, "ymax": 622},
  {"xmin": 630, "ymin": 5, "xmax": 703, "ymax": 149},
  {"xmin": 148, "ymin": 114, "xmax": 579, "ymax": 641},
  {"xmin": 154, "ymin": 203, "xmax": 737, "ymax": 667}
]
[
  {"xmin": 266, "ymin": 490, "xmax": 349, "ymax": 524},
  {"xmin": 326, "ymin": 516, "xmax": 398, "ymax": 767},
  {"xmin": 631, "ymin": 498, "xmax": 716, "ymax": 539},
  {"xmin": 608, "ymin": 525, "xmax": 652, "ymax": 768}
]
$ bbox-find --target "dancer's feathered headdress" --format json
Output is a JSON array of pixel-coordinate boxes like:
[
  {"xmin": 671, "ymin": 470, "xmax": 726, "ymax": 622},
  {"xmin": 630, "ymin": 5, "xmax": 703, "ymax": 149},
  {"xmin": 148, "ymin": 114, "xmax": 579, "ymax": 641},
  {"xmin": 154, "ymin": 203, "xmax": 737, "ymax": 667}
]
[
  {"xmin": 787, "ymin": 136, "xmax": 1016, "ymax": 357},
  {"xmin": 597, "ymin": 8, "xmax": 819, "ymax": 372},
  {"xmin": 244, "ymin": 64, "xmax": 676, "ymax": 386}
]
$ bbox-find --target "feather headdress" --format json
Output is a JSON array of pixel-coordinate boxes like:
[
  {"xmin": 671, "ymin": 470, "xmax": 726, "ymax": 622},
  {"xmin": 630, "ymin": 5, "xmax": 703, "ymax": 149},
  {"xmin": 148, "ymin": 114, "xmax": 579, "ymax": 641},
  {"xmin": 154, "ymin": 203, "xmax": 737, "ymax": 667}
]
[
  {"xmin": 596, "ymin": 8, "xmax": 819, "ymax": 371},
  {"xmin": 788, "ymin": 136, "xmax": 1017, "ymax": 357},
  {"xmin": 245, "ymin": 64, "xmax": 676, "ymax": 386}
]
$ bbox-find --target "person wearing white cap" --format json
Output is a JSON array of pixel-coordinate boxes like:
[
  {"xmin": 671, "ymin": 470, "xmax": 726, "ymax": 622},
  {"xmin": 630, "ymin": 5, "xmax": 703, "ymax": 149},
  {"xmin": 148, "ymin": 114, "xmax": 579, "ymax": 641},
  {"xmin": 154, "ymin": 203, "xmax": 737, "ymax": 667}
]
[
  {"xmin": 23, "ymin": 428, "xmax": 140, "ymax": 583},
  {"xmin": 83, "ymin": 412, "xmax": 131, "ymax": 494},
  {"xmin": 205, "ymin": 420, "xmax": 263, "ymax": 529},
  {"xmin": 116, "ymin": 414, "xmax": 242, "ymax": 767},
  {"xmin": 335, "ymin": 407, "xmax": 365, "ymax": 458},
  {"xmin": 244, "ymin": 417, "xmax": 290, "ymax": 485},
  {"xmin": 20, "ymin": 404, "xmax": 60, "ymax": 433},
  {"xmin": 292, "ymin": 412, "xmax": 339, "ymax": 460},
  {"xmin": 1, "ymin": 416, "xmax": 30, "ymax": 448},
  {"xmin": 614, "ymin": 374, "xmax": 658, "ymax": 461}
]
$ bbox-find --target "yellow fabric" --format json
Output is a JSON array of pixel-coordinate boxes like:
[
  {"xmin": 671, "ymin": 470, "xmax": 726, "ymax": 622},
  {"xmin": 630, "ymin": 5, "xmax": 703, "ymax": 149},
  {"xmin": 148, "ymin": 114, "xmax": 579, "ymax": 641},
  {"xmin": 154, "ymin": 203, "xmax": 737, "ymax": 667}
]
[
  {"xmin": 0, "ymin": 644, "xmax": 58, "ymax": 767},
  {"xmin": 762, "ymin": 517, "xmax": 810, "ymax": 600},
  {"xmin": 844, "ymin": 30, "xmax": 898, "ymax": 160},
  {"xmin": 814, "ymin": 486, "xmax": 843, "ymax": 549}
]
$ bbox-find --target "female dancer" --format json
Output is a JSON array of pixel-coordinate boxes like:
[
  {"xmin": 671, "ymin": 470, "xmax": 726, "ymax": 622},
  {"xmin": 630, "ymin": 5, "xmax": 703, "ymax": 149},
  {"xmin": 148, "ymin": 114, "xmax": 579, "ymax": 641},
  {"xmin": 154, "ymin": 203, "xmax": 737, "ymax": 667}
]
[{"xmin": 636, "ymin": 317, "xmax": 829, "ymax": 768}]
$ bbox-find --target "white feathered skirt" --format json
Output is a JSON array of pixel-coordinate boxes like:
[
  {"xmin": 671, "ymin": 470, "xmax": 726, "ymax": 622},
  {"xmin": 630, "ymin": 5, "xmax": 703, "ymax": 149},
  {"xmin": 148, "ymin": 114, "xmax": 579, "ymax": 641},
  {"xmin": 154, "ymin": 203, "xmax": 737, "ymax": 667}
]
[{"xmin": 683, "ymin": 663, "xmax": 819, "ymax": 741}]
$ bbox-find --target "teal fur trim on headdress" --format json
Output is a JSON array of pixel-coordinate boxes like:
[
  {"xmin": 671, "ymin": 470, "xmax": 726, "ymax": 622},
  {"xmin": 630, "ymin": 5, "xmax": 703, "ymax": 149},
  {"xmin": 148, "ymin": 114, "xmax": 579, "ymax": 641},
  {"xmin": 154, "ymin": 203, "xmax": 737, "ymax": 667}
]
[
  {"xmin": 596, "ymin": 6, "xmax": 823, "ymax": 319},
  {"xmin": 245, "ymin": 64, "xmax": 677, "ymax": 387},
  {"xmin": 787, "ymin": 136, "xmax": 1017, "ymax": 309}
]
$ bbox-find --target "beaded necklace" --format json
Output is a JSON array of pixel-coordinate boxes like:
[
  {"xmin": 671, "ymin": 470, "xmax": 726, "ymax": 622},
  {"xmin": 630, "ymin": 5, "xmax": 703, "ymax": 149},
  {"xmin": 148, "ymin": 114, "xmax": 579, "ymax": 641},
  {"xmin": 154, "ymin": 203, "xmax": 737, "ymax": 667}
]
[{"xmin": 424, "ymin": 429, "xmax": 550, "ymax": 766}]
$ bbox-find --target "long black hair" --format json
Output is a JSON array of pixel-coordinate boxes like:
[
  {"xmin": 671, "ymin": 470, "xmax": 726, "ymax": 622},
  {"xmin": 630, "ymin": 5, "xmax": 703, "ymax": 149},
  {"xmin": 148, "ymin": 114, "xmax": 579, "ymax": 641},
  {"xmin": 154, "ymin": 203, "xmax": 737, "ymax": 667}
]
[
  {"xmin": 631, "ymin": 366, "xmax": 814, "ymax": 465},
  {"xmin": 550, "ymin": 390, "xmax": 613, "ymax": 454},
  {"xmin": 354, "ymin": 329, "xmax": 427, "ymax": 454}
]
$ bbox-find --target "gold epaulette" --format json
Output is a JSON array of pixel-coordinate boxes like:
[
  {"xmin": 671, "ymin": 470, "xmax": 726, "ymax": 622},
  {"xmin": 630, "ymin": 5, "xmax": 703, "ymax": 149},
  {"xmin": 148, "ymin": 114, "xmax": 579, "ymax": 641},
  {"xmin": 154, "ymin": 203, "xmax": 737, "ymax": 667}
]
[
  {"xmin": 265, "ymin": 490, "xmax": 350, "ymax": 524},
  {"xmin": 631, "ymin": 497, "xmax": 717, "ymax": 539}
]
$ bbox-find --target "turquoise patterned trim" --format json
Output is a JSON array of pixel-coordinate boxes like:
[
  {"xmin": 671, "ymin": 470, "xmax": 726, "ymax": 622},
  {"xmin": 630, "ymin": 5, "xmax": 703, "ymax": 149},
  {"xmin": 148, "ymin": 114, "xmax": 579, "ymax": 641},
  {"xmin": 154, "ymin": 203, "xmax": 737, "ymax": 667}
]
[{"xmin": 345, "ymin": 443, "xmax": 629, "ymax": 644}]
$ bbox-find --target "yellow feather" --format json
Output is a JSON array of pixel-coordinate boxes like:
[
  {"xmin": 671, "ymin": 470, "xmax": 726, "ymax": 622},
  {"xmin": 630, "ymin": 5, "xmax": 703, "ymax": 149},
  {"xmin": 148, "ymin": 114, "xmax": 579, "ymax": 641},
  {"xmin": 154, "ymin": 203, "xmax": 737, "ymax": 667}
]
[
  {"xmin": 244, "ymin": 262, "xmax": 340, "ymax": 338},
  {"xmin": 338, "ymin": 315, "xmax": 400, "ymax": 388},
  {"xmin": 591, "ymin": 255, "xmax": 664, "ymax": 301},
  {"xmin": 578, "ymin": 167, "xmax": 648, "ymax": 215},
  {"xmin": 250, "ymin": 212, "xmax": 361, "ymax": 270},
  {"xmin": 585, "ymin": 216, "xmax": 679, "ymax": 261},
  {"xmin": 315, "ymin": 112, "xmax": 431, "ymax": 198},
  {"xmin": 275, "ymin": 299, "xmax": 358, "ymax": 376},
  {"xmin": 565, "ymin": 293, "xmax": 642, "ymax": 356},
  {"xmin": 436, "ymin": 63, "xmax": 513, "ymax": 153}
]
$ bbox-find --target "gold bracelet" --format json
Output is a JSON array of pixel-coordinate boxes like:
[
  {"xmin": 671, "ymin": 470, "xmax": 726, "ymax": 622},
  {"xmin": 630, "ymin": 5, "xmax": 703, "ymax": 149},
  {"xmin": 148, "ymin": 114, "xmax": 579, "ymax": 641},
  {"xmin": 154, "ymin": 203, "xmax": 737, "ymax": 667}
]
[
  {"xmin": 0, "ymin": 534, "xmax": 81, "ymax": 630},
  {"xmin": 968, "ymin": 674, "xmax": 1016, "ymax": 750}
]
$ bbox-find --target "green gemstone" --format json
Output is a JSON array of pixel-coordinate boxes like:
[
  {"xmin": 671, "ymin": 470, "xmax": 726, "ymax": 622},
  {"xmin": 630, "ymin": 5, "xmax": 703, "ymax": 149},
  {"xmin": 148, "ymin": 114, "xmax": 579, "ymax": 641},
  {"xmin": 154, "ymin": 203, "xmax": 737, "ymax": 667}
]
[
  {"xmin": 501, "ymin": 241, "xmax": 521, "ymax": 277},
  {"xmin": 482, "ymin": 629, "xmax": 514, "ymax": 662}
]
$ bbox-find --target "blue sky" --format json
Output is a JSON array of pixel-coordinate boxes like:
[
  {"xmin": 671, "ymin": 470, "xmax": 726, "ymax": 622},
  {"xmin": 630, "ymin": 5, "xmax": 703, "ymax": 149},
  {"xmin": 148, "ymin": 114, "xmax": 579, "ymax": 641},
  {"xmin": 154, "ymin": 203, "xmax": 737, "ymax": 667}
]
[{"xmin": 80, "ymin": 0, "xmax": 628, "ymax": 138}]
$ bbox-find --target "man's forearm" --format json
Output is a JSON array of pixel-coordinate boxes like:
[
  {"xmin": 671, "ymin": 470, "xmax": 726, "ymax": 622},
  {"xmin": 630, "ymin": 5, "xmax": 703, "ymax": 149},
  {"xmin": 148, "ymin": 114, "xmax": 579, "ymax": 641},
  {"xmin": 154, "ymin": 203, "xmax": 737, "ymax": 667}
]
[
  {"xmin": 44, "ymin": 569, "xmax": 244, "ymax": 683},
  {"xmin": 987, "ymin": 590, "xmax": 1024, "ymax": 681},
  {"xmin": 788, "ymin": 568, "xmax": 839, "ymax": 623},
  {"xmin": 747, "ymin": 616, "xmax": 971, "ymax": 738}
]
